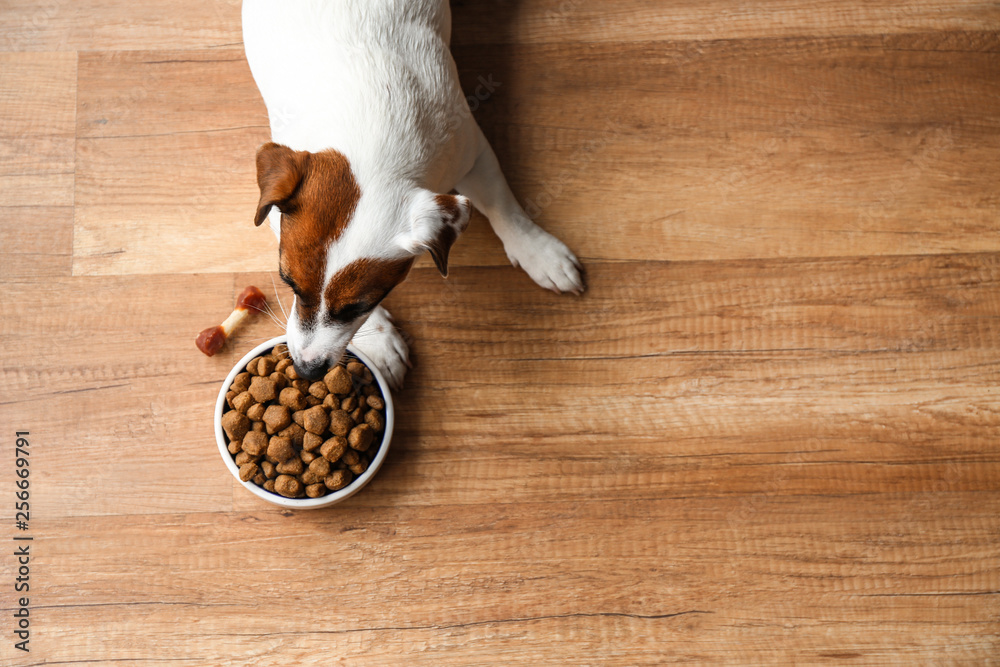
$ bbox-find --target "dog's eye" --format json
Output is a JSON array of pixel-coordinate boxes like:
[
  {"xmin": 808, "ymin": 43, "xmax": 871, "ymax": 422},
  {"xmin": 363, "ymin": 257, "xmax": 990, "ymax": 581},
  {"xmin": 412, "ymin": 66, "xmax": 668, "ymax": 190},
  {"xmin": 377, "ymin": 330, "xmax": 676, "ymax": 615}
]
[{"xmin": 330, "ymin": 301, "xmax": 368, "ymax": 322}]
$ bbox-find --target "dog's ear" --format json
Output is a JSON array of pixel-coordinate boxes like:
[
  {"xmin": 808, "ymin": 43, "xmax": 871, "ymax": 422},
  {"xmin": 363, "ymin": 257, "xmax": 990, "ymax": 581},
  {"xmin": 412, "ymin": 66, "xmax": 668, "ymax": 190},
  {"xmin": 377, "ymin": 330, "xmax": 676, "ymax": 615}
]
[
  {"xmin": 398, "ymin": 190, "xmax": 472, "ymax": 277},
  {"xmin": 254, "ymin": 142, "xmax": 309, "ymax": 227}
]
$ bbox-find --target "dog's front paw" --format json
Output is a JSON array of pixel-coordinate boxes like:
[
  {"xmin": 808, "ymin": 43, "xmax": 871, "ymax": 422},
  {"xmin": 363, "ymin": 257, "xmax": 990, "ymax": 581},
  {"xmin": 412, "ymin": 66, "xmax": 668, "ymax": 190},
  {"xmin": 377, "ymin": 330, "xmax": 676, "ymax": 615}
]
[
  {"xmin": 504, "ymin": 225, "xmax": 586, "ymax": 295},
  {"xmin": 350, "ymin": 307, "xmax": 410, "ymax": 391}
]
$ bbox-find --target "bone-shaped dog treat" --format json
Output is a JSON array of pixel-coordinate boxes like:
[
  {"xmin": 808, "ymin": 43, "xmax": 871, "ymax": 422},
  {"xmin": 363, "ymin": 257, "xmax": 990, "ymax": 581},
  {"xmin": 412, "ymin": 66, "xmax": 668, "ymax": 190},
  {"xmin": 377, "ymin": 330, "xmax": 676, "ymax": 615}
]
[{"xmin": 196, "ymin": 286, "xmax": 267, "ymax": 357}]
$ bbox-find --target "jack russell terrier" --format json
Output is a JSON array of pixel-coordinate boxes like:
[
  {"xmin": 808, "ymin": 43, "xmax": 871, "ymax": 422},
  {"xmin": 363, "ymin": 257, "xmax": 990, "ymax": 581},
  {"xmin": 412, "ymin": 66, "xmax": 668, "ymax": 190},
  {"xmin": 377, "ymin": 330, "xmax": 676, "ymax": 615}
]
[{"xmin": 242, "ymin": 0, "xmax": 585, "ymax": 388}]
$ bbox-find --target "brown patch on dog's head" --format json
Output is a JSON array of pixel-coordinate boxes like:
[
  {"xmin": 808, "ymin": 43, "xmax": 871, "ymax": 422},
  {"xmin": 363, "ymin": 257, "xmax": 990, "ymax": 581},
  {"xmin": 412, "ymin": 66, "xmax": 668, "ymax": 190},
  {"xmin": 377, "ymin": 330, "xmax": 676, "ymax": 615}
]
[
  {"xmin": 254, "ymin": 142, "xmax": 362, "ymax": 325},
  {"xmin": 324, "ymin": 257, "xmax": 415, "ymax": 323}
]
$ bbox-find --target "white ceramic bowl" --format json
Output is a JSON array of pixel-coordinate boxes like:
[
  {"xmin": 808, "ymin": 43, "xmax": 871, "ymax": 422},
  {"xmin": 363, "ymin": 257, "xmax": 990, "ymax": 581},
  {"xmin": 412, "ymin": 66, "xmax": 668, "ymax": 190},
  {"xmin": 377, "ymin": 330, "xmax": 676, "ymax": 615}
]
[{"xmin": 215, "ymin": 335, "xmax": 394, "ymax": 509}]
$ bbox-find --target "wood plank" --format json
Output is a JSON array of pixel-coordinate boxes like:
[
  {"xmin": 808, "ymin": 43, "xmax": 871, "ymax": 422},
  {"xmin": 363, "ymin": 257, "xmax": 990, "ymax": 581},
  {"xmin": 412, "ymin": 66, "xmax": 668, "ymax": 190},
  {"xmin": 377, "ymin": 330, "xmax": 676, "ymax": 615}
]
[
  {"xmin": 451, "ymin": 1, "xmax": 1000, "ymax": 46},
  {"xmin": 19, "ymin": 494, "xmax": 1000, "ymax": 664},
  {"xmin": 0, "ymin": 206, "xmax": 73, "ymax": 279},
  {"xmin": 73, "ymin": 34, "xmax": 1000, "ymax": 276},
  {"xmin": 0, "ymin": 51, "xmax": 76, "ymax": 207},
  {"xmin": 455, "ymin": 32, "xmax": 1000, "ymax": 263},
  {"xmin": 0, "ymin": 0, "xmax": 242, "ymax": 52},
  {"xmin": 0, "ymin": 274, "xmax": 248, "ymax": 517},
  {"xmin": 1, "ymin": 0, "xmax": 996, "ymax": 51}
]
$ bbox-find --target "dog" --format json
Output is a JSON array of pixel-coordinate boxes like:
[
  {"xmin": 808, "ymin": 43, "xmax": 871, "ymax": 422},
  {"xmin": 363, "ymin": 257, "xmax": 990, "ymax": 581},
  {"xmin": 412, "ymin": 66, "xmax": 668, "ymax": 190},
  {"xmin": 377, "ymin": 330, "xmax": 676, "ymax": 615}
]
[{"xmin": 242, "ymin": 0, "xmax": 585, "ymax": 388}]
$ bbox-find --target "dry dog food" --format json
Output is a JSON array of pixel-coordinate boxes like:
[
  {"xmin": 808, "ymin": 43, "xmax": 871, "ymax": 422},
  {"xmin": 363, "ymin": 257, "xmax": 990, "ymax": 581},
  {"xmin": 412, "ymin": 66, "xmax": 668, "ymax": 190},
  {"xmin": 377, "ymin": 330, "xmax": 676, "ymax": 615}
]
[
  {"xmin": 221, "ymin": 344, "xmax": 386, "ymax": 499},
  {"xmin": 197, "ymin": 286, "xmax": 268, "ymax": 357}
]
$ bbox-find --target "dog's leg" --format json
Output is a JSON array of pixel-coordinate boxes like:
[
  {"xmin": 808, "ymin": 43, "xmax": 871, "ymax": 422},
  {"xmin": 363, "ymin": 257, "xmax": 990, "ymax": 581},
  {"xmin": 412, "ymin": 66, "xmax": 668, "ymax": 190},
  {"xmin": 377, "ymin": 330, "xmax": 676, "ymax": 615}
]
[
  {"xmin": 350, "ymin": 306, "xmax": 410, "ymax": 390},
  {"xmin": 455, "ymin": 134, "xmax": 585, "ymax": 295}
]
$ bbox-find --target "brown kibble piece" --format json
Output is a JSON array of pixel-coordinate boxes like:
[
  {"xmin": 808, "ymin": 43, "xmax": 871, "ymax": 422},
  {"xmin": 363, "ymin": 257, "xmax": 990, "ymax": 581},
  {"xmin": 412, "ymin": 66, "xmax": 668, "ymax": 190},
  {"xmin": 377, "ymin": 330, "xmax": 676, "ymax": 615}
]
[
  {"xmin": 300, "ymin": 450, "xmax": 317, "ymax": 464},
  {"xmin": 308, "ymin": 456, "xmax": 331, "ymax": 478},
  {"xmin": 325, "ymin": 469, "xmax": 353, "ymax": 491},
  {"xmin": 267, "ymin": 436, "xmax": 296, "ymax": 463},
  {"xmin": 261, "ymin": 460, "xmax": 276, "ymax": 479},
  {"xmin": 278, "ymin": 422, "xmax": 306, "ymax": 447},
  {"xmin": 269, "ymin": 372, "xmax": 288, "ymax": 391},
  {"xmin": 274, "ymin": 475, "xmax": 303, "ymax": 498},
  {"xmin": 249, "ymin": 376, "xmax": 278, "ymax": 403},
  {"xmin": 306, "ymin": 483, "xmax": 326, "ymax": 498},
  {"xmin": 242, "ymin": 431, "xmax": 268, "ymax": 456},
  {"xmin": 292, "ymin": 410, "xmax": 305, "ymax": 427},
  {"xmin": 233, "ymin": 392, "xmax": 256, "ymax": 415},
  {"xmin": 350, "ymin": 407, "xmax": 365, "ymax": 423},
  {"xmin": 263, "ymin": 479, "xmax": 276, "ymax": 492},
  {"xmin": 306, "ymin": 396, "xmax": 322, "ymax": 407},
  {"xmin": 234, "ymin": 451, "xmax": 255, "ymax": 466},
  {"xmin": 262, "ymin": 404, "xmax": 291, "ymax": 435},
  {"xmin": 253, "ymin": 472, "xmax": 267, "ymax": 486},
  {"xmin": 228, "ymin": 440, "xmax": 242, "ymax": 455},
  {"xmin": 301, "ymin": 405, "xmax": 329, "ymax": 435},
  {"xmin": 346, "ymin": 361, "xmax": 365, "ymax": 376},
  {"xmin": 231, "ymin": 372, "xmax": 252, "ymax": 394},
  {"xmin": 257, "ymin": 357, "xmax": 276, "ymax": 377},
  {"xmin": 342, "ymin": 449, "xmax": 360, "ymax": 466},
  {"xmin": 349, "ymin": 424, "xmax": 374, "ymax": 452},
  {"xmin": 246, "ymin": 402, "xmax": 266, "ymax": 421},
  {"xmin": 301, "ymin": 470, "xmax": 320, "ymax": 485},
  {"xmin": 340, "ymin": 396, "xmax": 358, "ymax": 412},
  {"xmin": 328, "ymin": 410, "xmax": 354, "ymax": 437},
  {"xmin": 309, "ymin": 381, "xmax": 329, "ymax": 399},
  {"xmin": 302, "ymin": 432, "xmax": 324, "ymax": 452},
  {"xmin": 321, "ymin": 436, "xmax": 347, "ymax": 463},
  {"xmin": 225, "ymin": 391, "xmax": 236, "ymax": 409},
  {"xmin": 323, "ymin": 394, "xmax": 338, "ymax": 409},
  {"xmin": 366, "ymin": 395, "xmax": 385, "ymax": 410},
  {"xmin": 273, "ymin": 344, "xmax": 290, "ymax": 360},
  {"xmin": 275, "ymin": 358, "xmax": 293, "ymax": 373},
  {"xmin": 221, "ymin": 410, "xmax": 250, "ymax": 442},
  {"xmin": 285, "ymin": 364, "xmax": 300, "ymax": 380},
  {"xmin": 349, "ymin": 460, "xmax": 368, "ymax": 476},
  {"xmin": 324, "ymin": 366, "xmax": 353, "ymax": 395},
  {"xmin": 364, "ymin": 409, "xmax": 385, "ymax": 433},
  {"xmin": 252, "ymin": 421, "xmax": 266, "ymax": 432},
  {"xmin": 279, "ymin": 387, "xmax": 307, "ymax": 411},
  {"xmin": 245, "ymin": 357, "xmax": 260, "ymax": 376},
  {"xmin": 293, "ymin": 379, "xmax": 310, "ymax": 393},
  {"xmin": 239, "ymin": 462, "xmax": 259, "ymax": 482},
  {"xmin": 276, "ymin": 456, "xmax": 304, "ymax": 475}
]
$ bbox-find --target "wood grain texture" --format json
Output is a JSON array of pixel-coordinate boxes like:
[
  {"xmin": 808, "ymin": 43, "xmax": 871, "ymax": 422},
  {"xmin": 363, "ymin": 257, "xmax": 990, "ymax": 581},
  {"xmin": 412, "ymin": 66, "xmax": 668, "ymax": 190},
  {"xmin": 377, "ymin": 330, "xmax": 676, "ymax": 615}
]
[
  {"xmin": 456, "ymin": 32, "xmax": 1000, "ymax": 262},
  {"xmin": 71, "ymin": 32, "xmax": 1000, "ymax": 275},
  {"xmin": 0, "ymin": 52, "xmax": 76, "ymax": 207},
  {"xmin": 450, "ymin": 0, "xmax": 1000, "ymax": 45},
  {"xmin": 2, "ymin": 0, "xmax": 996, "ymax": 51},
  {"xmin": 2, "ymin": 1, "xmax": 999, "ymax": 665}
]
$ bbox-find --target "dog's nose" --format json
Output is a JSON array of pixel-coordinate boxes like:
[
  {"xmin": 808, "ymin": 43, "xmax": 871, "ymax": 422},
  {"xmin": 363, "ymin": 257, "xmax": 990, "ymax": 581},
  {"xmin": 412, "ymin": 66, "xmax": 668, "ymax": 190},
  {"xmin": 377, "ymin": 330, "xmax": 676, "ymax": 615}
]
[{"xmin": 294, "ymin": 358, "xmax": 327, "ymax": 382}]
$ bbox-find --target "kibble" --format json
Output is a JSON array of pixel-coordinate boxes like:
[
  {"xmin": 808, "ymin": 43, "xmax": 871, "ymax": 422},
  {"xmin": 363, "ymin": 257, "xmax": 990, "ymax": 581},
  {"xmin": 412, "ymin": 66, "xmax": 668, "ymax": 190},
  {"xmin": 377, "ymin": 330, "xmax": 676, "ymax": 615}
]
[
  {"xmin": 222, "ymin": 348, "xmax": 387, "ymax": 500},
  {"xmin": 301, "ymin": 405, "xmax": 329, "ymax": 435},
  {"xmin": 238, "ymin": 462, "xmax": 259, "ymax": 482},
  {"xmin": 324, "ymin": 366, "xmax": 353, "ymax": 395},
  {"xmin": 242, "ymin": 431, "xmax": 268, "ymax": 457},
  {"xmin": 262, "ymin": 404, "xmax": 291, "ymax": 434},
  {"xmin": 249, "ymin": 376, "xmax": 277, "ymax": 403},
  {"xmin": 267, "ymin": 436, "xmax": 296, "ymax": 463},
  {"xmin": 221, "ymin": 410, "xmax": 250, "ymax": 442}
]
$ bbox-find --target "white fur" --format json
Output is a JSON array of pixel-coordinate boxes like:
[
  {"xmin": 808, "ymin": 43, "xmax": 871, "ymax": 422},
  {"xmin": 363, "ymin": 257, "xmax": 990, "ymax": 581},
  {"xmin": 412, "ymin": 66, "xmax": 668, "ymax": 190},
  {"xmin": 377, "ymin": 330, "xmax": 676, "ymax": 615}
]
[{"xmin": 243, "ymin": 0, "xmax": 584, "ymax": 387}]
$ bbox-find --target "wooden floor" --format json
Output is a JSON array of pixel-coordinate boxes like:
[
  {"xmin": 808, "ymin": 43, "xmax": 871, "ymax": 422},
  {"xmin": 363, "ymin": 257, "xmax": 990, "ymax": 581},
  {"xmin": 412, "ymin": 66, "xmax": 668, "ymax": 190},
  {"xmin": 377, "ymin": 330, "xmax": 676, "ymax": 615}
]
[{"xmin": 2, "ymin": 1, "xmax": 999, "ymax": 664}]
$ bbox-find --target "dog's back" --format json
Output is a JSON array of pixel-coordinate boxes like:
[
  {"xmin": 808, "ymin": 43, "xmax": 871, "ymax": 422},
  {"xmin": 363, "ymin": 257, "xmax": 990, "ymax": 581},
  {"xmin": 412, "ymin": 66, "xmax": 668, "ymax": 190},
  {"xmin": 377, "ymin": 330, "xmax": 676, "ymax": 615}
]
[{"xmin": 242, "ymin": 0, "xmax": 476, "ymax": 193}]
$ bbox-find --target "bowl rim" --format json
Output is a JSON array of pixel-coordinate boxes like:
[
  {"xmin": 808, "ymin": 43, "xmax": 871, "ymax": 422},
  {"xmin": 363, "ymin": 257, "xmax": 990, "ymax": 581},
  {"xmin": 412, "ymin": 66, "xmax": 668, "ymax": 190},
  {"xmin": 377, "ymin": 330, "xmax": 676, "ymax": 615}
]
[{"xmin": 214, "ymin": 334, "xmax": 394, "ymax": 509}]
